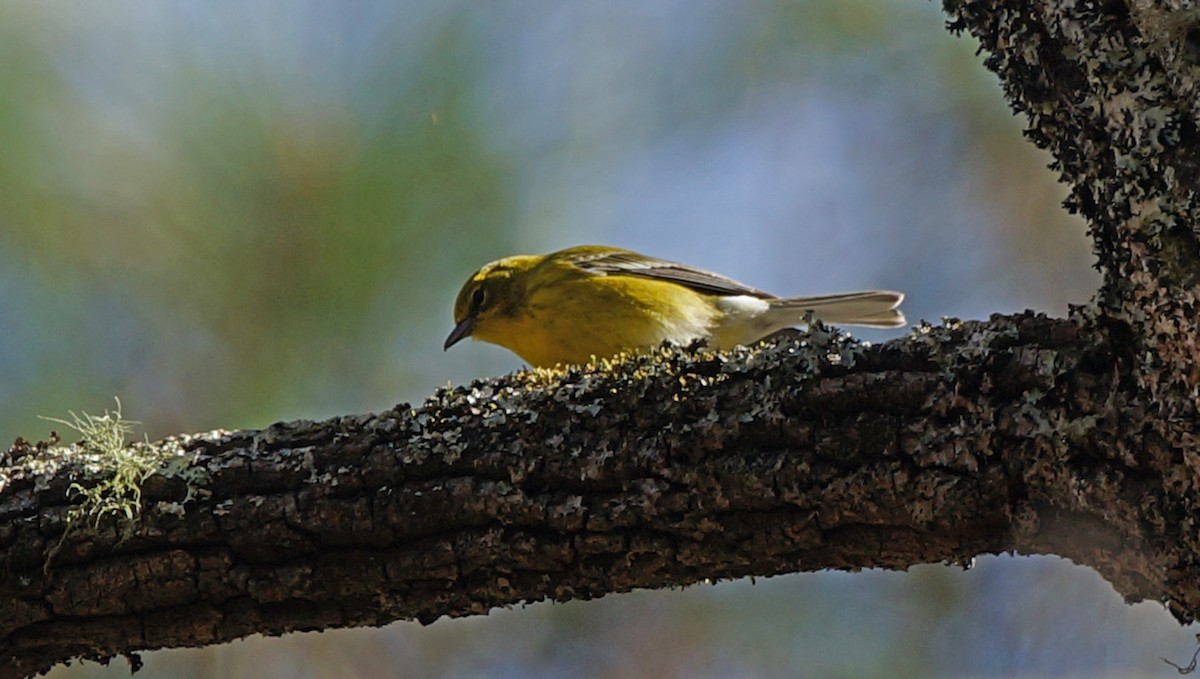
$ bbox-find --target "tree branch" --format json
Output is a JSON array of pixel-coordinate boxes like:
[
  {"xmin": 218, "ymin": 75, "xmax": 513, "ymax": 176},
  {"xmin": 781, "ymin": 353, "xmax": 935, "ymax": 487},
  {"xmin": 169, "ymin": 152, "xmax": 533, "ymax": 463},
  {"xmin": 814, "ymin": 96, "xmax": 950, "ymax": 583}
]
[
  {"xmin": 945, "ymin": 0, "xmax": 1200, "ymax": 623},
  {"xmin": 1, "ymin": 314, "xmax": 1147, "ymax": 678}
]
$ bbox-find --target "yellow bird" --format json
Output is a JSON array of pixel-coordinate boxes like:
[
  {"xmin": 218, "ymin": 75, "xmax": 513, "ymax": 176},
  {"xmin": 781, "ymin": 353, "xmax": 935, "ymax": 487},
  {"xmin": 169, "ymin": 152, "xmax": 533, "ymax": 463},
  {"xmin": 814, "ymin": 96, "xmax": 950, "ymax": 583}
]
[{"xmin": 445, "ymin": 245, "xmax": 905, "ymax": 368}]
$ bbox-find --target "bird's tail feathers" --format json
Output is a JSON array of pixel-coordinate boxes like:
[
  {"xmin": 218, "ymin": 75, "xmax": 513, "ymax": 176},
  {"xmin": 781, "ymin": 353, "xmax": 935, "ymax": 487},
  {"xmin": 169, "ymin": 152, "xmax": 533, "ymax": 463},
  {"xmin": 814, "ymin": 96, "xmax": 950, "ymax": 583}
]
[{"xmin": 771, "ymin": 291, "xmax": 906, "ymax": 329}]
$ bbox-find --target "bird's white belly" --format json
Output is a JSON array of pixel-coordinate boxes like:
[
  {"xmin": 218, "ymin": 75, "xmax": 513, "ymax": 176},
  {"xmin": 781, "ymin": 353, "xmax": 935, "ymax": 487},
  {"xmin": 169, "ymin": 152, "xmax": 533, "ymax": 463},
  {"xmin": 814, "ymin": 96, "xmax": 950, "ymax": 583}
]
[{"xmin": 710, "ymin": 295, "xmax": 776, "ymax": 349}]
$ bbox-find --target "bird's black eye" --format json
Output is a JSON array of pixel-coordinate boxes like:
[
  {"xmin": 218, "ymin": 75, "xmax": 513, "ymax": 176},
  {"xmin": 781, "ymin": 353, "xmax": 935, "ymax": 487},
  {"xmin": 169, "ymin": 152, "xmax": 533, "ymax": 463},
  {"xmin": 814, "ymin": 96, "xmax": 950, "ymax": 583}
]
[{"xmin": 470, "ymin": 287, "xmax": 486, "ymax": 311}]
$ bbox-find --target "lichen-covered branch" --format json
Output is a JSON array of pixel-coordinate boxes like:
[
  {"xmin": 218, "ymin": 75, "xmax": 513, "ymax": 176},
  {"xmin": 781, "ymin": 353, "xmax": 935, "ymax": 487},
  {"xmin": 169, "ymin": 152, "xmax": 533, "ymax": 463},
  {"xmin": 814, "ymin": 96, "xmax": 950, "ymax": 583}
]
[
  {"xmin": 944, "ymin": 0, "xmax": 1200, "ymax": 623},
  {"xmin": 0, "ymin": 314, "xmax": 1156, "ymax": 678},
  {"xmin": 944, "ymin": 0, "xmax": 1200, "ymax": 394}
]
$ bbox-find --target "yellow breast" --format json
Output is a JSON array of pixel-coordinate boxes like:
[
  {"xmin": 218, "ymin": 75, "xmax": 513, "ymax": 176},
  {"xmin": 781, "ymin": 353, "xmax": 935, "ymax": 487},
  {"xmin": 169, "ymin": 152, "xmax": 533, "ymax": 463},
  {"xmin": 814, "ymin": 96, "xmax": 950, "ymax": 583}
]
[{"xmin": 474, "ymin": 275, "xmax": 718, "ymax": 367}]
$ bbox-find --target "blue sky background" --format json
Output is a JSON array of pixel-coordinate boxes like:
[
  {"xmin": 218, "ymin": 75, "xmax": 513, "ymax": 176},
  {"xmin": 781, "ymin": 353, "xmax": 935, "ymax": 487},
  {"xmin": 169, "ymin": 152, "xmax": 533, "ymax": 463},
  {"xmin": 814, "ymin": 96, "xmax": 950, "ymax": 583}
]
[{"xmin": 0, "ymin": 2, "xmax": 1190, "ymax": 677}]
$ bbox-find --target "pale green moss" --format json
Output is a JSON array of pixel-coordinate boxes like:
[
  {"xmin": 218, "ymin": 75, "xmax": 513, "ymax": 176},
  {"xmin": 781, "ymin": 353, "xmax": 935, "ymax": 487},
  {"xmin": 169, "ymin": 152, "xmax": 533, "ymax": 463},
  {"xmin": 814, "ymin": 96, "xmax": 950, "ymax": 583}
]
[{"xmin": 42, "ymin": 398, "xmax": 165, "ymax": 528}]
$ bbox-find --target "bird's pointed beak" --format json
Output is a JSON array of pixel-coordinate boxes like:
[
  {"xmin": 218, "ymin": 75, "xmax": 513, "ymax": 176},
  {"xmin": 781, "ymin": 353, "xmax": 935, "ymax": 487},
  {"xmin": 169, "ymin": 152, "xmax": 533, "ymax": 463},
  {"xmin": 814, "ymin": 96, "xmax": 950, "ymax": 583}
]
[{"xmin": 444, "ymin": 316, "xmax": 476, "ymax": 350}]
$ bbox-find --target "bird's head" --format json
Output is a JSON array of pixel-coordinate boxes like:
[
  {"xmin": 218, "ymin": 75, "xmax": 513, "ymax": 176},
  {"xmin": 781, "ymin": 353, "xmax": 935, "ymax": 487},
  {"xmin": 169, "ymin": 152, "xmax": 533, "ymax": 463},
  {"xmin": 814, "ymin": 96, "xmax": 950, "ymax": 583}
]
[{"xmin": 444, "ymin": 255, "xmax": 536, "ymax": 351}]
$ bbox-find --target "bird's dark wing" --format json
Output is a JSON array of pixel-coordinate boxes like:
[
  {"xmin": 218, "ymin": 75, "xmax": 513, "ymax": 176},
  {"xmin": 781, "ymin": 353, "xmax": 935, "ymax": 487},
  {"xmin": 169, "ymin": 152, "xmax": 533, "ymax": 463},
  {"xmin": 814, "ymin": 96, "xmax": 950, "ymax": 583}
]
[{"xmin": 568, "ymin": 247, "xmax": 775, "ymax": 298}]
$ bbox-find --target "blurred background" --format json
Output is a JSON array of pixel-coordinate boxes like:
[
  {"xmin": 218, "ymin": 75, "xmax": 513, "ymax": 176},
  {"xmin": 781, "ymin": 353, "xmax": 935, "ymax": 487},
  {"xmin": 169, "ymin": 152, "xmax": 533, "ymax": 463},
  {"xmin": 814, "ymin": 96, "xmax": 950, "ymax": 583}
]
[{"xmin": 1, "ymin": 0, "xmax": 1189, "ymax": 677}]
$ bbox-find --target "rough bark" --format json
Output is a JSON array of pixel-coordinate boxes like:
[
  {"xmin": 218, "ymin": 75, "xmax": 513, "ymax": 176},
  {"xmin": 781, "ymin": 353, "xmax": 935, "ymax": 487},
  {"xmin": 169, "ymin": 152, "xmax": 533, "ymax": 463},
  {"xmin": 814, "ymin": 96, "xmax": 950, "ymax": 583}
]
[
  {"xmin": 945, "ymin": 0, "xmax": 1200, "ymax": 616},
  {"xmin": 3, "ymin": 0, "xmax": 1200, "ymax": 676},
  {"xmin": 0, "ymin": 315, "xmax": 1139, "ymax": 678}
]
